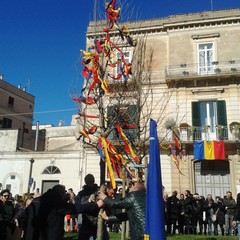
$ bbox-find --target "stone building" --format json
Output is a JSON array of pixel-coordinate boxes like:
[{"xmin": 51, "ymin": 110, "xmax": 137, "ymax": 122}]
[
  {"xmin": 1, "ymin": 8, "xmax": 240, "ymax": 198},
  {"xmin": 85, "ymin": 8, "xmax": 240, "ymax": 197},
  {"xmin": 0, "ymin": 76, "xmax": 34, "ymax": 150}
]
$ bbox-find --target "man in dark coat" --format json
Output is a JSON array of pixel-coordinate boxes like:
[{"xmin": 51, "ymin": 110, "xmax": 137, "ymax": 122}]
[
  {"xmin": 223, "ymin": 191, "xmax": 236, "ymax": 235},
  {"xmin": 98, "ymin": 181, "xmax": 146, "ymax": 240},
  {"xmin": 24, "ymin": 184, "xmax": 70, "ymax": 240},
  {"xmin": 75, "ymin": 174, "xmax": 108, "ymax": 240},
  {"xmin": 191, "ymin": 193, "xmax": 204, "ymax": 235},
  {"xmin": 166, "ymin": 190, "xmax": 180, "ymax": 235},
  {"xmin": 204, "ymin": 194, "xmax": 214, "ymax": 235}
]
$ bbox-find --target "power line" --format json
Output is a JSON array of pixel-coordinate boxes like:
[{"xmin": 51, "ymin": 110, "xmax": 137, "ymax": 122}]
[{"xmin": 0, "ymin": 108, "xmax": 78, "ymax": 117}]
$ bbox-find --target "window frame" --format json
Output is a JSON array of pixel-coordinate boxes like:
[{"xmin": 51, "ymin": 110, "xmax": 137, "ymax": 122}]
[{"xmin": 197, "ymin": 42, "xmax": 215, "ymax": 75}]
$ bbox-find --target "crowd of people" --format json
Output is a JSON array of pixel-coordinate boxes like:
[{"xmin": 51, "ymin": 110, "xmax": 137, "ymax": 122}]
[
  {"xmin": 163, "ymin": 190, "xmax": 240, "ymax": 237},
  {"xmin": 0, "ymin": 174, "xmax": 146, "ymax": 240},
  {"xmin": 0, "ymin": 174, "xmax": 240, "ymax": 240}
]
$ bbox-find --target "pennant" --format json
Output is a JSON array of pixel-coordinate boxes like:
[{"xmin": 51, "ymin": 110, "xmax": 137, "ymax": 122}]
[
  {"xmin": 116, "ymin": 124, "xmax": 139, "ymax": 162},
  {"xmin": 99, "ymin": 137, "xmax": 116, "ymax": 189}
]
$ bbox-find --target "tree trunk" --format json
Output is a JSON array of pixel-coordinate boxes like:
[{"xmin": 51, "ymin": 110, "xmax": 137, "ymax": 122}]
[{"xmin": 96, "ymin": 184, "xmax": 106, "ymax": 240}]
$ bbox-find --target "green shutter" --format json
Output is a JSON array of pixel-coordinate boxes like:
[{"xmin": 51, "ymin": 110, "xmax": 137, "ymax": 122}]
[
  {"xmin": 217, "ymin": 100, "xmax": 227, "ymax": 126},
  {"xmin": 128, "ymin": 105, "xmax": 138, "ymax": 124},
  {"xmin": 107, "ymin": 105, "xmax": 115, "ymax": 128},
  {"xmin": 192, "ymin": 101, "xmax": 200, "ymax": 126}
]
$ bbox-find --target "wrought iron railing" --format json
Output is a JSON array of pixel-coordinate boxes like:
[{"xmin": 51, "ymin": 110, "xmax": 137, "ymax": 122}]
[
  {"xmin": 169, "ymin": 125, "xmax": 240, "ymax": 142},
  {"xmin": 165, "ymin": 60, "xmax": 240, "ymax": 79}
]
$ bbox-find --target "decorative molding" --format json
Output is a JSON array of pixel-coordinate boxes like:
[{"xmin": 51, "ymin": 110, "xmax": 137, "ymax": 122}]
[{"xmin": 192, "ymin": 33, "xmax": 220, "ymax": 39}]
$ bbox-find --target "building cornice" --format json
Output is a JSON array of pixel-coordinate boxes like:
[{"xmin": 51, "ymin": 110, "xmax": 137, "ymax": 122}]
[{"xmin": 86, "ymin": 8, "xmax": 240, "ymax": 38}]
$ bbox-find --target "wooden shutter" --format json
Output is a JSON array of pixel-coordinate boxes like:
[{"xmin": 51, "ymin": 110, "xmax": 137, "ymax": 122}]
[
  {"xmin": 192, "ymin": 102, "xmax": 200, "ymax": 126},
  {"xmin": 217, "ymin": 100, "xmax": 227, "ymax": 126}
]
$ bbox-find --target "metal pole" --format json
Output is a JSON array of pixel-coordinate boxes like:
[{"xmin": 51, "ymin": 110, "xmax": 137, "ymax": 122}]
[
  {"xmin": 34, "ymin": 121, "xmax": 39, "ymax": 151},
  {"xmin": 27, "ymin": 158, "xmax": 35, "ymax": 193}
]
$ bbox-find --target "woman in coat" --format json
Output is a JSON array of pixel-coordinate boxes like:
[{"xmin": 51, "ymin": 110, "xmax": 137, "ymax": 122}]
[{"xmin": 213, "ymin": 197, "xmax": 225, "ymax": 236}]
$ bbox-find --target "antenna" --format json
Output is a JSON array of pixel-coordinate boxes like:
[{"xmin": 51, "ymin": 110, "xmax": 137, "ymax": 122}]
[
  {"xmin": 27, "ymin": 77, "xmax": 31, "ymax": 93},
  {"xmin": 210, "ymin": 0, "xmax": 214, "ymax": 11},
  {"xmin": 94, "ymin": 0, "xmax": 97, "ymax": 34}
]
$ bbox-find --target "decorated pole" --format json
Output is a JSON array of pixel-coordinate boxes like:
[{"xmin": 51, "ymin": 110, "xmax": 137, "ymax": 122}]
[{"xmin": 73, "ymin": 0, "xmax": 139, "ymax": 238}]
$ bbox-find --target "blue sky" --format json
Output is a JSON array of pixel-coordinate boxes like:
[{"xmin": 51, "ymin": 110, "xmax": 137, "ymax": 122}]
[{"xmin": 0, "ymin": 0, "xmax": 239, "ymax": 126}]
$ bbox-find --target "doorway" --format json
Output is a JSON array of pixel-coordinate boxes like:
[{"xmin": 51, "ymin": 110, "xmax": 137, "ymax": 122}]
[
  {"xmin": 41, "ymin": 180, "xmax": 59, "ymax": 194},
  {"xmin": 194, "ymin": 160, "xmax": 230, "ymax": 198}
]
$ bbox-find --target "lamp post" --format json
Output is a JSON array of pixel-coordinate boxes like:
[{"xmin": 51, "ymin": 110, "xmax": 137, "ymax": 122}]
[{"xmin": 27, "ymin": 158, "xmax": 35, "ymax": 193}]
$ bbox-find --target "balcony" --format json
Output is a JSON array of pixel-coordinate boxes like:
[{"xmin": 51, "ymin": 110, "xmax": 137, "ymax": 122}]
[
  {"xmin": 165, "ymin": 60, "xmax": 240, "ymax": 82},
  {"xmin": 168, "ymin": 124, "xmax": 240, "ymax": 142}
]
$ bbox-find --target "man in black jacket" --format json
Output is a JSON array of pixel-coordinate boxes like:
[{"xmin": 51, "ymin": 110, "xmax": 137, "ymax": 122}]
[
  {"xmin": 98, "ymin": 181, "xmax": 146, "ymax": 240},
  {"xmin": 75, "ymin": 174, "xmax": 109, "ymax": 240},
  {"xmin": 166, "ymin": 190, "xmax": 180, "ymax": 235},
  {"xmin": 24, "ymin": 184, "xmax": 71, "ymax": 240}
]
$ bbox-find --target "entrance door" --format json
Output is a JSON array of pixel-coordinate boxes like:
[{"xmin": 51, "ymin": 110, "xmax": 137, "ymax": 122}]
[
  {"xmin": 4, "ymin": 174, "xmax": 21, "ymax": 196},
  {"xmin": 42, "ymin": 180, "xmax": 59, "ymax": 194},
  {"xmin": 194, "ymin": 160, "xmax": 230, "ymax": 198}
]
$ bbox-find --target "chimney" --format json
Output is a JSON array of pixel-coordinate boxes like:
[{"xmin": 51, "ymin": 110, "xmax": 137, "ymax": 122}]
[
  {"xmin": 59, "ymin": 120, "xmax": 63, "ymax": 127},
  {"xmin": 18, "ymin": 84, "xmax": 21, "ymax": 89},
  {"xmin": 23, "ymin": 87, "xmax": 26, "ymax": 92},
  {"xmin": 0, "ymin": 75, "xmax": 3, "ymax": 80}
]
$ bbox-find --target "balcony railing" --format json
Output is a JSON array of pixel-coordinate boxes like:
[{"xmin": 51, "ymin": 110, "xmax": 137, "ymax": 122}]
[
  {"xmin": 165, "ymin": 60, "xmax": 240, "ymax": 80},
  {"xmin": 168, "ymin": 125, "xmax": 240, "ymax": 142}
]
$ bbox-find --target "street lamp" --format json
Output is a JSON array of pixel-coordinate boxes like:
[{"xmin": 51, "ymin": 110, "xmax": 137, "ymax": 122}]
[{"xmin": 27, "ymin": 158, "xmax": 35, "ymax": 193}]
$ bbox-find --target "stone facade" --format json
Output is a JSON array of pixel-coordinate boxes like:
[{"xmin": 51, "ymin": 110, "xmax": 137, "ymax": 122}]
[{"xmin": 1, "ymin": 9, "xmax": 240, "ymax": 198}]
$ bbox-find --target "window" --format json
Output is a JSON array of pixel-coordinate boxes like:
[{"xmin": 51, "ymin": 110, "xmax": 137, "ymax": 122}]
[
  {"xmin": 8, "ymin": 97, "xmax": 14, "ymax": 108},
  {"xmin": 10, "ymin": 175, "xmax": 15, "ymax": 179},
  {"xmin": 2, "ymin": 118, "xmax": 12, "ymax": 128},
  {"xmin": 107, "ymin": 104, "xmax": 138, "ymax": 141},
  {"xmin": 198, "ymin": 43, "xmax": 214, "ymax": 75},
  {"xmin": 42, "ymin": 166, "xmax": 61, "ymax": 174},
  {"xmin": 114, "ymin": 51, "xmax": 132, "ymax": 81},
  {"xmin": 24, "ymin": 128, "xmax": 29, "ymax": 134},
  {"xmin": 192, "ymin": 100, "xmax": 227, "ymax": 140},
  {"xmin": 199, "ymin": 101, "xmax": 217, "ymax": 132}
]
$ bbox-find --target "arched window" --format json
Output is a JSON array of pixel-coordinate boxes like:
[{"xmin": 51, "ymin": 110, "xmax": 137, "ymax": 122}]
[{"xmin": 42, "ymin": 166, "xmax": 61, "ymax": 174}]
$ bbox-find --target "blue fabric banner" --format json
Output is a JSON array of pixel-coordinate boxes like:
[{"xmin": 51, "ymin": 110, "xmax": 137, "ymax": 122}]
[{"xmin": 144, "ymin": 119, "xmax": 166, "ymax": 240}]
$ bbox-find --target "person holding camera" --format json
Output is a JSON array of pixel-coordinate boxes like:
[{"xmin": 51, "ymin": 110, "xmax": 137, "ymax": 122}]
[
  {"xmin": 0, "ymin": 189, "xmax": 19, "ymax": 240},
  {"xmin": 213, "ymin": 196, "xmax": 225, "ymax": 236}
]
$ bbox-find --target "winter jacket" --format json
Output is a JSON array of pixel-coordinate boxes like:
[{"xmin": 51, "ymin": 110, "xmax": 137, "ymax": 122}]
[
  {"xmin": 213, "ymin": 202, "xmax": 225, "ymax": 225},
  {"xmin": 75, "ymin": 184, "xmax": 108, "ymax": 240},
  {"xmin": 166, "ymin": 196, "xmax": 180, "ymax": 220},
  {"xmin": 24, "ymin": 188, "xmax": 72, "ymax": 240},
  {"xmin": 223, "ymin": 197, "xmax": 236, "ymax": 215},
  {"xmin": 104, "ymin": 190, "xmax": 146, "ymax": 240},
  {"xmin": 204, "ymin": 199, "xmax": 214, "ymax": 220}
]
